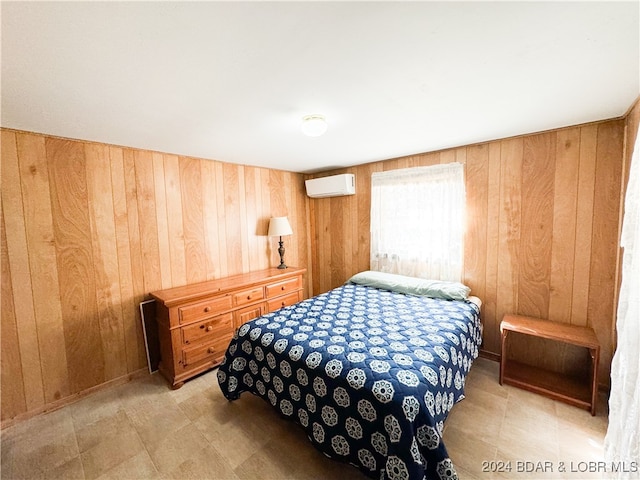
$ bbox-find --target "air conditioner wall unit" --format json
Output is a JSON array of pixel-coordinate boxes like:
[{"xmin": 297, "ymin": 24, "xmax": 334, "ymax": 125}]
[{"xmin": 305, "ymin": 173, "xmax": 356, "ymax": 198}]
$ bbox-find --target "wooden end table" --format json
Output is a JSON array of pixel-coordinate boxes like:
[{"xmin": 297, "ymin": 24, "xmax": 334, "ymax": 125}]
[{"xmin": 500, "ymin": 314, "xmax": 600, "ymax": 415}]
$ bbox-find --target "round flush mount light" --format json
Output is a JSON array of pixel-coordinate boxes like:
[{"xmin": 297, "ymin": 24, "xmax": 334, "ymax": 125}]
[{"xmin": 301, "ymin": 114, "xmax": 328, "ymax": 137}]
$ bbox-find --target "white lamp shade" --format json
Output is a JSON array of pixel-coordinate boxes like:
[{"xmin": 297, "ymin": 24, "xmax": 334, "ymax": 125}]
[
  {"xmin": 268, "ymin": 216, "xmax": 293, "ymax": 237},
  {"xmin": 301, "ymin": 115, "xmax": 328, "ymax": 137}
]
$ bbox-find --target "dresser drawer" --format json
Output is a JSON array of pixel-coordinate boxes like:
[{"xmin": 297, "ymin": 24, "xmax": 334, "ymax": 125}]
[
  {"xmin": 267, "ymin": 291, "xmax": 301, "ymax": 312},
  {"xmin": 181, "ymin": 334, "xmax": 233, "ymax": 368},
  {"xmin": 181, "ymin": 313, "xmax": 233, "ymax": 346},
  {"xmin": 235, "ymin": 304, "xmax": 265, "ymax": 329},
  {"xmin": 178, "ymin": 295, "xmax": 232, "ymax": 324},
  {"xmin": 266, "ymin": 277, "xmax": 301, "ymax": 298},
  {"xmin": 233, "ymin": 287, "xmax": 264, "ymax": 307}
]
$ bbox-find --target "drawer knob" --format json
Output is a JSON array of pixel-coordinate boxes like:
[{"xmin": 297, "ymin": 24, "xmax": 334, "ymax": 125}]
[
  {"xmin": 204, "ymin": 306, "xmax": 211, "ymax": 312},
  {"xmin": 206, "ymin": 325, "xmax": 213, "ymax": 332},
  {"xmin": 281, "ymin": 302, "xmax": 286, "ymax": 307},
  {"xmin": 207, "ymin": 347, "xmax": 215, "ymax": 354},
  {"xmin": 246, "ymin": 295, "xmax": 252, "ymax": 300},
  {"xmin": 281, "ymin": 286, "xmax": 286, "ymax": 290}
]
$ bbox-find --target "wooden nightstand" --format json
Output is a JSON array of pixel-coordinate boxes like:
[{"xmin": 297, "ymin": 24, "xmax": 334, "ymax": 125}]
[
  {"xmin": 499, "ymin": 314, "xmax": 600, "ymax": 415},
  {"xmin": 151, "ymin": 267, "xmax": 306, "ymax": 389}
]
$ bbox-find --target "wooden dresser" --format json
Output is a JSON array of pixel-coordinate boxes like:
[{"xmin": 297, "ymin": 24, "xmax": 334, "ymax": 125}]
[{"xmin": 150, "ymin": 267, "xmax": 306, "ymax": 388}]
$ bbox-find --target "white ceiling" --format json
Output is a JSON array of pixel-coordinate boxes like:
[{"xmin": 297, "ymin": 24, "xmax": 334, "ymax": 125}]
[{"xmin": 2, "ymin": 2, "xmax": 638, "ymax": 174}]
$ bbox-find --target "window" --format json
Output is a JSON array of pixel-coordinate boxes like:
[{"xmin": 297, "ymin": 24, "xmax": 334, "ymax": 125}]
[{"xmin": 370, "ymin": 163, "xmax": 465, "ymax": 282}]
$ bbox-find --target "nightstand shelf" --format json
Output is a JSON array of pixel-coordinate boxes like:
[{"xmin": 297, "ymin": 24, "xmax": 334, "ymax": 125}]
[{"xmin": 499, "ymin": 314, "xmax": 600, "ymax": 415}]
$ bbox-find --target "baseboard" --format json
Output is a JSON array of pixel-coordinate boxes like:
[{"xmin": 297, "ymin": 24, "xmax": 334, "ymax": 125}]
[
  {"xmin": 0, "ymin": 368, "xmax": 149, "ymax": 430},
  {"xmin": 479, "ymin": 349, "xmax": 500, "ymax": 362}
]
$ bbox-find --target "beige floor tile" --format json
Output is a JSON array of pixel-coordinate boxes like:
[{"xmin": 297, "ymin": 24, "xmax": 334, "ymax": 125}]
[
  {"xmin": 229, "ymin": 390, "xmax": 281, "ymax": 419},
  {"xmin": 1, "ymin": 357, "xmax": 615, "ymax": 480},
  {"xmin": 443, "ymin": 423, "xmax": 498, "ymax": 474},
  {"xmin": 291, "ymin": 450, "xmax": 368, "ymax": 480},
  {"xmin": 130, "ymin": 403, "xmax": 191, "ymax": 448},
  {"xmin": 557, "ymin": 422, "xmax": 606, "ymax": 465},
  {"xmin": 80, "ymin": 427, "xmax": 144, "ymax": 480},
  {"xmin": 146, "ymin": 423, "xmax": 209, "ymax": 475},
  {"xmin": 496, "ymin": 420, "xmax": 560, "ymax": 465},
  {"xmin": 233, "ymin": 441, "xmax": 307, "ymax": 480},
  {"xmin": 68, "ymin": 388, "xmax": 123, "ymax": 428},
  {"xmin": 554, "ymin": 392, "xmax": 609, "ymax": 436},
  {"xmin": 456, "ymin": 465, "xmax": 482, "ymax": 480},
  {"xmin": 94, "ymin": 451, "xmax": 160, "ymax": 480},
  {"xmin": 505, "ymin": 385, "xmax": 559, "ymax": 419},
  {"xmin": 167, "ymin": 370, "xmax": 219, "ymax": 405},
  {"xmin": 1, "ymin": 408, "xmax": 76, "ymax": 451},
  {"xmin": 496, "ymin": 387, "xmax": 560, "ymax": 460},
  {"xmin": 122, "ymin": 387, "xmax": 180, "ymax": 423},
  {"xmin": 74, "ymin": 409, "xmax": 132, "ymax": 453},
  {"xmin": 44, "ymin": 456, "xmax": 85, "ymax": 480},
  {"xmin": 464, "ymin": 360, "xmax": 508, "ymax": 399},
  {"xmin": 446, "ymin": 387, "xmax": 507, "ymax": 444},
  {"xmin": 1, "ymin": 409, "xmax": 79, "ymax": 480},
  {"xmin": 163, "ymin": 445, "xmax": 239, "ymax": 480},
  {"xmin": 177, "ymin": 388, "xmax": 222, "ymax": 422},
  {"xmin": 194, "ymin": 406, "xmax": 276, "ymax": 470},
  {"xmin": 2, "ymin": 433, "xmax": 79, "ymax": 479},
  {"xmin": 114, "ymin": 373, "xmax": 172, "ymax": 411}
]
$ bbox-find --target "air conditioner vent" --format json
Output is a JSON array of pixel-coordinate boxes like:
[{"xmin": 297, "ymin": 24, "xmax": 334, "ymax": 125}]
[{"xmin": 305, "ymin": 174, "xmax": 356, "ymax": 198}]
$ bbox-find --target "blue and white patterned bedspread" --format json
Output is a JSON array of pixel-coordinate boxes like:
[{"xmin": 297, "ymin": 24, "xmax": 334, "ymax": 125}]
[{"xmin": 217, "ymin": 283, "xmax": 482, "ymax": 480}]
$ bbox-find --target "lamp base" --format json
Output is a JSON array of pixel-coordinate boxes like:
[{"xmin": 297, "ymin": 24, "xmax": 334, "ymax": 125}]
[{"xmin": 277, "ymin": 238, "xmax": 287, "ymax": 269}]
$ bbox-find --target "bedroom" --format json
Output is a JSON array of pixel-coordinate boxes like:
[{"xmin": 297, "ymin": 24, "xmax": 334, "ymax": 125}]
[{"xmin": 1, "ymin": 2, "xmax": 639, "ymax": 480}]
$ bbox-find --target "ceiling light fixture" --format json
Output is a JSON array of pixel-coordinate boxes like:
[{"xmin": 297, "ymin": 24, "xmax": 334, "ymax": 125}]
[{"xmin": 301, "ymin": 114, "xmax": 328, "ymax": 137}]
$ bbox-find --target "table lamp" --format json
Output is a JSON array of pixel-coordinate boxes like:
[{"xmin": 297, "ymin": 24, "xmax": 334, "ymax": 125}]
[{"xmin": 268, "ymin": 216, "xmax": 293, "ymax": 269}]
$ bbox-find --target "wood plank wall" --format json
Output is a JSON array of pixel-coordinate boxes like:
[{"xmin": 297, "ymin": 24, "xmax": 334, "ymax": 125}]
[
  {"xmin": 306, "ymin": 118, "xmax": 628, "ymax": 385},
  {"xmin": 0, "ymin": 130, "xmax": 309, "ymax": 424},
  {"xmin": 1, "ymin": 102, "xmax": 636, "ymax": 424},
  {"xmin": 623, "ymin": 99, "xmax": 640, "ymax": 215}
]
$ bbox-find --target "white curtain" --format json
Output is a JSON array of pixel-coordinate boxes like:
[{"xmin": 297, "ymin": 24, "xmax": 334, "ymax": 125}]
[
  {"xmin": 604, "ymin": 128, "xmax": 640, "ymax": 475},
  {"xmin": 370, "ymin": 163, "xmax": 465, "ymax": 282}
]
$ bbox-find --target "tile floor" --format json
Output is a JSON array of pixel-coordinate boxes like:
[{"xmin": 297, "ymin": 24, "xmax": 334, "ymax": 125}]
[{"xmin": 1, "ymin": 358, "xmax": 611, "ymax": 480}]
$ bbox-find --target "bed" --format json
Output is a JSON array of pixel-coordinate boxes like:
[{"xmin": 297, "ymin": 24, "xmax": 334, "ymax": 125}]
[{"xmin": 217, "ymin": 271, "xmax": 482, "ymax": 480}]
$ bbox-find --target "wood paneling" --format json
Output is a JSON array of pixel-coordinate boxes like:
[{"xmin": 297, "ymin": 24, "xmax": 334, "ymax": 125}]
[
  {"xmin": 1, "ymin": 102, "xmax": 636, "ymax": 424},
  {"xmin": 152, "ymin": 152, "xmax": 172, "ymax": 290},
  {"xmin": 19, "ymin": 135, "xmax": 71, "ymax": 404},
  {"xmin": 134, "ymin": 150, "xmax": 163, "ymax": 294},
  {"xmin": 110, "ymin": 146, "xmax": 146, "ymax": 373},
  {"xmin": 180, "ymin": 156, "xmax": 207, "ymax": 283},
  {"xmin": 1, "ymin": 211, "xmax": 27, "ymax": 418},
  {"xmin": 495, "ymin": 138, "xmax": 523, "ymax": 354},
  {"xmin": 465, "ymin": 144, "xmax": 489, "ymax": 305},
  {"xmin": 1, "ymin": 130, "xmax": 309, "ymax": 424},
  {"xmin": 223, "ymin": 162, "xmax": 243, "ymax": 275},
  {"xmin": 47, "ymin": 138, "xmax": 104, "ymax": 393},
  {"xmin": 1, "ymin": 131, "xmax": 47, "ymax": 410},
  {"xmin": 549, "ymin": 128, "xmax": 580, "ymax": 323},
  {"xmin": 588, "ymin": 121, "xmax": 625, "ymax": 382},
  {"xmin": 164, "ymin": 155, "xmax": 187, "ymax": 286},
  {"xmin": 85, "ymin": 143, "xmax": 128, "ymax": 381},
  {"xmin": 483, "ymin": 143, "xmax": 501, "ymax": 354},
  {"xmin": 519, "ymin": 133, "xmax": 556, "ymax": 320},
  {"xmin": 572, "ymin": 126, "xmax": 598, "ymax": 326},
  {"xmin": 306, "ymin": 119, "xmax": 627, "ymax": 385}
]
